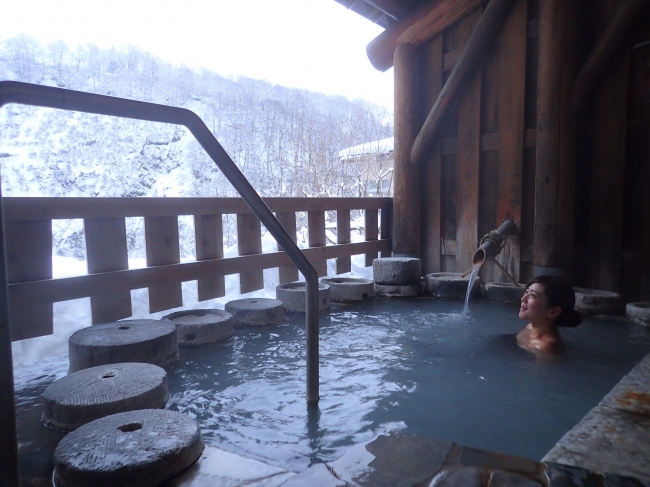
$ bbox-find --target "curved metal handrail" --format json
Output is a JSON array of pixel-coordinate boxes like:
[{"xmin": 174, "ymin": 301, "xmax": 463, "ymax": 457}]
[{"xmin": 0, "ymin": 80, "xmax": 320, "ymax": 404}]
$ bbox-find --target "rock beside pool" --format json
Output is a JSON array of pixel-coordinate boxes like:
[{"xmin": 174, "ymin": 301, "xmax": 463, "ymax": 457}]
[
  {"xmin": 225, "ymin": 298, "xmax": 285, "ymax": 327},
  {"xmin": 374, "ymin": 283, "xmax": 422, "ymax": 298},
  {"xmin": 484, "ymin": 282, "xmax": 526, "ymax": 304},
  {"xmin": 276, "ymin": 282, "xmax": 331, "ymax": 313},
  {"xmin": 321, "ymin": 277, "xmax": 375, "ymax": 302},
  {"xmin": 68, "ymin": 320, "xmax": 179, "ymax": 372},
  {"xmin": 425, "ymin": 273, "xmax": 479, "ymax": 300},
  {"xmin": 574, "ymin": 288, "xmax": 623, "ymax": 316},
  {"xmin": 626, "ymin": 302, "xmax": 650, "ymax": 326},
  {"xmin": 42, "ymin": 362, "xmax": 169, "ymax": 432},
  {"xmin": 373, "ymin": 257, "xmax": 421, "ymax": 285},
  {"xmin": 162, "ymin": 309, "xmax": 233, "ymax": 346},
  {"xmin": 54, "ymin": 409, "xmax": 204, "ymax": 487}
]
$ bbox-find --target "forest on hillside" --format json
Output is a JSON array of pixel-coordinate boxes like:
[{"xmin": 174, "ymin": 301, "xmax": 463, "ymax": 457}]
[{"xmin": 0, "ymin": 35, "xmax": 393, "ymax": 257}]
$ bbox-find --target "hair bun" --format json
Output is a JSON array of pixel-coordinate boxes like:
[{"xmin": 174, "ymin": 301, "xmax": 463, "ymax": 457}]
[{"xmin": 558, "ymin": 308, "xmax": 582, "ymax": 328}]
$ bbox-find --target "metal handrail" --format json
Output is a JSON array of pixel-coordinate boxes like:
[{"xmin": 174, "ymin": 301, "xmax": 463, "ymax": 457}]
[{"xmin": 0, "ymin": 80, "xmax": 321, "ymax": 483}]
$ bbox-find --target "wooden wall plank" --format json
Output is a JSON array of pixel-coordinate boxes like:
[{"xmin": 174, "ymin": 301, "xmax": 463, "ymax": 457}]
[
  {"xmin": 195, "ymin": 214, "xmax": 225, "ymax": 300},
  {"xmin": 144, "ymin": 216, "xmax": 182, "ymax": 313},
  {"xmin": 365, "ymin": 209, "xmax": 379, "ymax": 266},
  {"xmin": 455, "ymin": 8, "xmax": 483, "ymax": 272},
  {"xmin": 337, "ymin": 210, "xmax": 351, "ymax": 274},
  {"xmin": 5, "ymin": 220, "xmax": 53, "ymax": 341},
  {"xmin": 420, "ymin": 34, "xmax": 444, "ymax": 274},
  {"xmin": 495, "ymin": 0, "xmax": 528, "ymax": 283},
  {"xmin": 85, "ymin": 218, "xmax": 132, "ymax": 324},
  {"xmin": 380, "ymin": 202, "xmax": 393, "ymax": 258},
  {"xmin": 308, "ymin": 211, "xmax": 327, "ymax": 277},
  {"xmin": 237, "ymin": 213, "xmax": 264, "ymax": 293},
  {"xmin": 276, "ymin": 212, "xmax": 299, "ymax": 284}
]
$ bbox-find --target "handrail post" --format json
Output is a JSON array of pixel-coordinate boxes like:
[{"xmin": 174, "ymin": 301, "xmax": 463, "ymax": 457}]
[{"xmin": 305, "ymin": 275, "xmax": 320, "ymax": 407}]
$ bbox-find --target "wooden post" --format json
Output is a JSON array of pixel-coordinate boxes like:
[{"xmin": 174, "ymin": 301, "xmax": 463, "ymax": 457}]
[
  {"xmin": 144, "ymin": 216, "xmax": 183, "ymax": 312},
  {"xmin": 456, "ymin": 8, "xmax": 483, "ymax": 271},
  {"xmin": 195, "ymin": 214, "xmax": 226, "ymax": 300},
  {"xmin": 393, "ymin": 42, "xmax": 423, "ymax": 257},
  {"xmin": 533, "ymin": 0, "xmax": 578, "ymax": 278},
  {"xmin": 495, "ymin": 0, "xmax": 528, "ymax": 283},
  {"xmin": 420, "ymin": 35, "xmax": 444, "ymax": 274},
  {"xmin": 277, "ymin": 212, "xmax": 299, "ymax": 283},
  {"xmin": 337, "ymin": 210, "xmax": 351, "ymax": 274},
  {"xmin": 0, "ymin": 191, "xmax": 20, "ymax": 486},
  {"xmin": 237, "ymin": 213, "xmax": 264, "ymax": 293},
  {"xmin": 365, "ymin": 209, "xmax": 379, "ymax": 266},
  {"xmin": 308, "ymin": 211, "xmax": 327, "ymax": 277},
  {"xmin": 588, "ymin": 0, "xmax": 631, "ymax": 291},
  {"xmin": 380, "ymin": 202, "xmax": 393, "ymax": 258},
  {"xmin": 85, "ymin": 218, "xmax": 132, "ymax": 324}
]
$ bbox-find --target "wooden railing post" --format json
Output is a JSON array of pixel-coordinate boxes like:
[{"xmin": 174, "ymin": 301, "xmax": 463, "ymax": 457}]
[
  {"xmin": 195, "ymin": 214, "xmax": 226, "ymax": 300},
  {"xmin": 308, "ymin": 211, "xmax": 327, "ymax": 277},
  {"xmin": 237, "ymin": 213, "xmax": 264, "ymax": 293},
  {"xmin": 144, "ymin": 216, "xmax": 183, "ymax": 312},
  {"xmin": 365, "ymin": 209, "xmax": 379, "ymax": 266},
  {"xmin": 85, "ymin": 217, "xmax": 132, "ymax": 324},
  {"xmin": 277, "ymin": 212, "xmax": 299, "ymax": 284},
  {"xmin": 336, "ymin": 210, "xmax": 351, "ymax": 274}
]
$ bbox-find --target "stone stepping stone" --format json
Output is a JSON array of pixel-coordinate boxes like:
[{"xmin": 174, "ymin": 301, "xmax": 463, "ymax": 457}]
[
  {"xmin": 574, "ymin": 288, "xmax": 623, "ymax": 316},
  {"xmin": 321, "ymin": 277, "xmax": 375, "ymax": 302},
  {"xmin": 626, "ymin": 302, "xmax": 650, "ymax": 326},
  {"xmin": 54, "ymin": 409, "xmax": 204, "ymax": 487},
  {"xmin": 42, "ymin": 362, "xmax": 169, "ymax": 432},
  {"xmin": 484, "ymin": 282, "xmax": 526, "ymax": 304},
  {"xmin": 163, "ymin": 309, "xmax": 233, "ymax": 346},
  {"xmin": 374, "ymin": 283, "xmax": 422, "ymax": 298},
  {"xmin": 425, "ymin": 273, "xmax": 479, "ymax": 300},
  {"xmin": 224, "ymin": 298, "xmax": 284, "ymax": 328},
  {"xmin": 68, "ymin": 319, "xmax": 179, "ymax": 373},
  {"xmin": 276, "ymin": 282, "xmax": 330, "ymax": 313},
  {"xmin": 373, "ymin": 257, "xmax": 421, "ymax": 285}
]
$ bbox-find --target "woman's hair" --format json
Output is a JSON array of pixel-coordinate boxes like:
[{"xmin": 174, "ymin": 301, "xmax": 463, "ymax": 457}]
[{"xmin": 526, "ymin": 275, "xmax": 582, "ymax": 328}]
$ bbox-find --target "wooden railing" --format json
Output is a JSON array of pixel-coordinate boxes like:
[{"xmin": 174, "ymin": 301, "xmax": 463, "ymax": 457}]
[{"xmin": 4, "ymin": 196, "xmax": 392, "ymax": 341}]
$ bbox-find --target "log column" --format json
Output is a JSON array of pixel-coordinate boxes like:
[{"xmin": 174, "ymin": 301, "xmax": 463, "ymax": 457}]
[
  {"xmin": 533, "ymin": 0, "xmax": 578, "ymax": 279},
  {"xmin": 393, "ymin": 42, "xmax": 423, "ymax": 257}
]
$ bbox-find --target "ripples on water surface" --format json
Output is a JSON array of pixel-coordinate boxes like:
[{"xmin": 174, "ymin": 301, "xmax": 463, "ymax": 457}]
[{"xmin": 14, "ymin": 298, "xmax": 650, "ymax": 473}]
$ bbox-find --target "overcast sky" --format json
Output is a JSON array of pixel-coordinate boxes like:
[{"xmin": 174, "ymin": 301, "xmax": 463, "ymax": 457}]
[{"xmin": 1, "ymin": 0, "xmax": 395, "ymax": 110}]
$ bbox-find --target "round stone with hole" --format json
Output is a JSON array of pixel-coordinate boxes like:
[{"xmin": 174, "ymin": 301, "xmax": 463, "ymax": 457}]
[
  {"xmin": 425, "ymin": 272, "xmax": 479, "ymax": 300},
  {"xmin": 276, "ymin": 282, "xmax": 330, "ymax": 313},
  {"xmin": 484, "ymin": 282, "xmax": 526, "ymax": 304},
  {"xmin": 53, "ymin": 409, "xmax": 204, "ymax": 487},
  {"xmin": 574, "ymin": 288, "xmax": 623, "ymax": 316},
  {"xmin": 224, "ymin": 298, "xmax": 284, "ymax": 328},
  {"xmin": 321, "ymin": 277, "xmax": 375, "ymax": 302},
  {"xmin": 626, "ymin": 302, "xmax": 650, "ymax": 326},
  {"xmin": 372, "ymin": 257, "xmax": 421, "ymax": 285},
  {"xmin": 42, "ymin": 362, "xmax": 169, "ymax": 432},
  {"xmin": 68, "ymin": 319, "xmax": 179, "ymax": 373},
  {"xmin": 162, "ymin": 309, "xmax": 233, "ymax": 346}
]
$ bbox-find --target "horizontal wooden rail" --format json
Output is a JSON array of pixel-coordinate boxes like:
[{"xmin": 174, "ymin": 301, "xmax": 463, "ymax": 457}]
[
  {"xmin": 9, "ymin": 240, "xmax": 390, "ymax": 308},
  {"xmin": 3, "ymin": 197, "xmax": 392, "ymax": 221}
]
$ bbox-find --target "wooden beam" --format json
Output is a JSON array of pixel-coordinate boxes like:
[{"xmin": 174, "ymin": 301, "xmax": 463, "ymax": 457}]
[
  {"xmin": 8, "ymin": 240, "xmax": 392, "ymax": 311},
  {"xmin": 365, "ymin": 209, "xmax": 379, "ymax": 266},
  {"xmin": 308, "ymin": 211, "xmax": 327, "ymax": 277},
  {"xmin": 411, "ymin": 0, "xmax": 519, "ymax": 166},
  {"xmin": 195, "ymin": 214, "xmax": 225, "ymax": 300},
  {"xmin": 573, "ymin": 0, "xmax": 649, "ymax": 110},
  {"xmin": 337, "ymin": 210, "xmax": 352, "ymax": 274},
  {"xmin": 393, "ymin": 42, "xmax": 423, "ymax": 256},
  {"xmin": 363, "ymin": 0, "xmax": 410, "ymax": 19},
  {"xmin": 366, "ymin": 0, "xmax": 485, "ymax": 71},
  {"xmin": 144, "ymin": 216, "xmax": 182, "ymax": 313},
  {"xmin": 495, "ymin": 0, "xmax": 527, "ymax": 283},
  {"xmin": 380, "ymin": 202, "xmax": 393, "ymax": 258},
  {"xmin": 237, "ymin": 213, "xmax": 264, "ymax": 293},
  {"xmin": 277, "ymin": 212, "xmax": 299, "ymax": 284}
]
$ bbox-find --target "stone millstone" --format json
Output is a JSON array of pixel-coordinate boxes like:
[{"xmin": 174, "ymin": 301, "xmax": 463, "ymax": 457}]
[
  {"xmin": 374, "ymin": 283, "xmax": 422, "ymax": 298},
  {"xmin": 53, "ymin": 409, "xmax": 204, "ymax": 487},
  {"xmin": 373, "ymin": 257, "xmax": 421, "ymax": 285},
  {"xmin": 626, "ymin": 302, "xmax": 650, "ymax": 326},
  {"xmin": 68, "ymin": 320, "xmax": 179, "ymax": 373},
  {"xmin": 224, "ymin": 298, "xmax": 284, "ymax": 328},
  {"xmin": 42, "ymin": 362, "xmax": 169, "ymax": 432},
  {"xmin": 276, "ymin": 282, "xmax": 331, "ymax": 313},
  {"xmin": 321, "ymin": 277, "xmax": 375, "ymax": 302},
  {"xmin": 484, "ymin": 282, "xmax": 526, "ymax": 304},
  {"xmin": 162, "ymin": 309, "xmax": 233, "ymax": 346},
  {"xmin": 425, "ymin": 273, "xmax": 480, "ymax": 299},
  {"xmin": 574, "ymin": 288, "xmax": 623, "ymax": 316}
]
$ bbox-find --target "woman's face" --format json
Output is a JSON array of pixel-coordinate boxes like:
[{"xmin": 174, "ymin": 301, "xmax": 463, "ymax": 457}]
[{"xmin": 519, "ymin": 283, "xmax": 559, "ymax": 322}]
